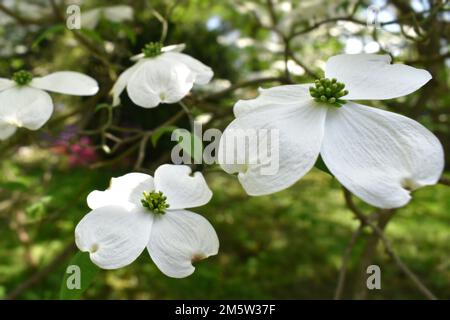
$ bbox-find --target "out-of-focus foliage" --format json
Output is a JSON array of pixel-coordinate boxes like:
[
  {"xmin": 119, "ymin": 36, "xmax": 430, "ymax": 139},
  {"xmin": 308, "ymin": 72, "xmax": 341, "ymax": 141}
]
[
  {"xmin": 1, "ymin": 160, "xmax": 449, "ymax": 299},
  {"xmin": 0, "ymin": 0, "xmax": 449, "ymax": 299}
]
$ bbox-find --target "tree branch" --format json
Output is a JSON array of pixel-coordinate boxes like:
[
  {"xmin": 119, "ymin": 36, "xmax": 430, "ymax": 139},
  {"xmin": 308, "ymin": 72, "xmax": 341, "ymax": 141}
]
[
  {"xmin": 201, "ymin": 76, "xmax": 291, "ymax": 101},
  {"xmin": 342, "ymin": 188, "xmax": 438, "ymax": 300},
  {"xmin": 334, "ymin": 222, "xmax": 364, "ymax": 300},
  {"xmin": 0, "ymin": 3, "xmax": 53, "ymax": 25}
]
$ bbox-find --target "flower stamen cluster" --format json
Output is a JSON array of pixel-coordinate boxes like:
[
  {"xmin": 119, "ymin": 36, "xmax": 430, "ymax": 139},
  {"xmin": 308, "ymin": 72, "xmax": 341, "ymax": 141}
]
[
  {"xmin": 141, "ymin": 191, "xmax": 169, "ymax": 214},
  {"xmin": 309, "ymin": 78, "xmax": 348, "ymax": 107},
  {"xmin": 142, "ymin": 42, "xmax": 163, "ymax": 58},
  {"xmin": 12, "ymin": 70, "xmax": 33, "ymax": 86}
]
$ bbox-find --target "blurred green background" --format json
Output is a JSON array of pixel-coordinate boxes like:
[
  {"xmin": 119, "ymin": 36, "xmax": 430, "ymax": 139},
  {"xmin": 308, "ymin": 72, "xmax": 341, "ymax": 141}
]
[{"xmin": 0, "ymin": 0, "xmax": 449, "ymax": 299}]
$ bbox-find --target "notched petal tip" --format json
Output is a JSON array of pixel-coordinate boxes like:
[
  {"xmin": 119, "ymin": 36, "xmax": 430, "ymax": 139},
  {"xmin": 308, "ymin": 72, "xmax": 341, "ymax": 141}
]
[
  {"xmin": 126, "ymin": 59, "xmax": 193, "ymax": 108},
  {"xmin": 401, "ymin": 177, "xmax": 423, "ymax": 192},
  {"xmin": 89, "ymin": 243, "xmax": 99, "ymax": 254},
  {"xmin": 147, "ymin": 210, "xmax": 219, "ymax": 278},
  {"xmin": 221, "ymin": 99, "xmax": 327, "ymax": 196},
  {"xmin": 191, "ymin": 253, "xmax": 207, "ymax": 264},
  {"xmin": 0, "ymin": 87, "xmax": 54, "ymax": 131},
  {"xmin": 75, "ymin": 205, "xmax": 152, "ymax": 270},
  {"xmin": 321, "ymin": 102, "xmax": 444, "ymax": 209},
  {"xmin": 325, "ymin": 53, "xmax": 433, "ymax": 100},
  {"xmin": 154, "ymin": 164, "xmax": 213, "ymax": 210}
]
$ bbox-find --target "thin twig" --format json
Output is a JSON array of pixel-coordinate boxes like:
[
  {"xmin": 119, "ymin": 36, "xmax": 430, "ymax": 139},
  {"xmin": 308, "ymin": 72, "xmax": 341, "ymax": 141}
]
[
  {"xmin": 334, "ymin": 208, "xmax": 382, "ymax": 299},
  {"xmin": 0, "ymin": 3, "xmax": 52, "ymax": 25},
  {"xmin": 334, "ymin": 223, "xmax": 364, "ymax": 299},
  {"xmin": 134, "ymin": 133, "xmax": 151, "ymax": 170},
  {"xmin": 179, "ymin": 100, "xmax": 194, "ymax": 126},
  {"xmin": 342, "ymin": 188, "xmax": 438, "ymax": 300},
  {"xmin": 291, "ymin": 17, "xmax": 366, "ymax": 38},
  {"xmin": 376, "ymin": 223, "xmax": 438, "ymax": 300},
  {"xmin": 201, "ymin": 76, "xmax": 290, "ymax": 101},
  {"xmin": 288, "ymin": 52, "xmax": 320, "ymax": 79},
  {"xmin": 151, "ymin": 9, "xmax": 168, "ymax": 43}
]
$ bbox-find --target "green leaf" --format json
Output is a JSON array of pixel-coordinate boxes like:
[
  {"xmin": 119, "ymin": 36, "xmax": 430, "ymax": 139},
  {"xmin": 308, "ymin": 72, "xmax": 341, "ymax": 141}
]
[
  {"xmin": 79, "ymin": 28, "xmax": 104, "ymax": 43},
  {"xmin": 173, "ymin": 129, "xmax": 203, "ymax": 164},
  {"xmin": 59, "ymin": 251, "xmax": 100, "ymax": 300},
  {"xmin": 0, "ymin": 181, "xmax": 28, "ymax": 191},
  {"xmin": 116, "ymin": 23, "xmax": 136, "ymax": 45},
  {"xmin": 151, "ymin": 125, "xmax": 179, "ymax": 147},
  {"xmin": 11, "ymin": 59, "xmax": 25, "ymax": 70},
  {"xmin": 25, "ymin": 196, "xmax": 52, "ymax": 219},
  {"xmin": 314, "ymin": 155, "xmax": 333, "ymax": 176},
  {"xmin": 101, "ymin": 20, "xmax": 136, "ymax": 44},
  {"xmin": 32, "ymin": 24, "xmax": 65, "ymax": 48}
]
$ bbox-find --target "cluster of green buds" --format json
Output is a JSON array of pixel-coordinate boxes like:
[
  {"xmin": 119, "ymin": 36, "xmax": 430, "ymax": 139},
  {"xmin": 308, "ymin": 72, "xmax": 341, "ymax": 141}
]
[
  {"xmin": 12, "ymin": 70, "xmax": 33, "ymax": 86},
  {"xmin": 309, "ymin": 78, "xmax": 348, "ymax": 107},
  {"xmin": 141, "ymin": 191, "xmax": 169, "ymax": 214},
  {"xmin": 142, "ymin": 42, "xmax": 163, "ymax": 58}
]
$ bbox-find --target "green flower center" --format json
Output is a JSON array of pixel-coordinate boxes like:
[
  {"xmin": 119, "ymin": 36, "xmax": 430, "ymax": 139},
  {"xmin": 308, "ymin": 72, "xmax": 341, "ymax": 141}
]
[
  {"xmin": 141, "ymin": 191, "xmax": 169, "ymax": 214},
  {"xmin": 309, "ymin": 78, "xmax": 348, "ymax": 107},
  {"xmin": 142, "ymin": 42, "xmax": 163, "ymax": 58},
  {"xmin": 12, "ymin": 70, "xmax": 33, "ymax": 86}
]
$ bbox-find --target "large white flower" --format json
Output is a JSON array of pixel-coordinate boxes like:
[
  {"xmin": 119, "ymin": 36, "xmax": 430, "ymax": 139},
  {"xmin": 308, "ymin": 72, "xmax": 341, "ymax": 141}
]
[
  {"xmin": 218, "ymin": 54, "xmax": 445, "ymax": 209},
  {"xmin": 0, "ymin": 70, "xmax": 99, "ymax": 140},
  {"xmin": 111, "ymin": 42, "xmax": 213, "ymax": 108},
  {"xmin": 75, "ymin": 164, "xmax": 219, "ymax": 278}
]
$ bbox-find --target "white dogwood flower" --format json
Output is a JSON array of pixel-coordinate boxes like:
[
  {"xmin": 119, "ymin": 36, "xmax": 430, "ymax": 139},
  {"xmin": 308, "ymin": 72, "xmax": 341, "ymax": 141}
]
[
  {"xmin": 81, "ymin": 5, "xmax": 134, "ymax": 30},
  {"xmin": 0, "ymin": 70, "xmax": 98, "ymax": 140},
  {"xmin": 111, "ymin": 42, "xmax": 213, "ymax": 108},
  {"xmin": 75, "ymin": 164, "xmax": 219, "ymax": 278},
  {"xmin": 218, "ymin": 54, "xmax": 444, "ymax": 209}
]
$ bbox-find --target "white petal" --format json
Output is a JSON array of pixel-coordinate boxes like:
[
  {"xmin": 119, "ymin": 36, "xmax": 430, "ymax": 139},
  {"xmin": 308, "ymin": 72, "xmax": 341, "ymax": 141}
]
[
  {"xmin": 162, "ymin": 43, "xmax": 186, "ymax": 53},
  {"xmin": 81, "ymin": 8, "xmax": 101, "ymax": 29},
  {"xmin": 126, "ymin": 58, "xmax": 194, "ymax": 108},
  {"xmin": 103, "ymin": 5, "xmax": 134, "ymax": 23},
  {"xmin": 75, "ymin": 206, "xmax": 152, "ymax": 269},
  {"xmin": 110, "ymin": 61, "xmax": 143, "ymax": 106},
  {"xmin": 234, "ymin": 84, "xmax": 312, "ymax": 117},
  {"xmin": 0, "ymin": 87, "xmax": 53, "ymax": 130},
  {"xmin": 0, "ymin": 78, "xmax": 14, "ymax": 92},
  {"xmin": 0, "ymin": 120, "xmax": 17, "ymax": 140},
  {"xmin": 130, "ymin": 53, "xmax": 145, "ymax": 62},
  {"xmin": 154, "ymin": 164, "xmax": 212, "ymax": 210},
  {"xmin": 218, "ymin": 100, "xmax": 327, "ymax": 195},
  {"xmin": 321, "ymin": 102, "xmax": 444, "ymax": 209},
  {"xmin": 147, "ymin": 210, "xmax": 219, "ymax": 278},
  {"xmin": 31, "ymin": 71, "xmax": 99, "ymax": 96},
  {"xmin": 162, "ymin": 52, "xmax": 213, "ymax": 85},
  {"xmin": 130, "ymin": 44, "xmax": 186, "ymax": 62},
  {"xmin": 82, "ymin": 6, "xmax": 134, "ymax": 30},
  {"xmin": 325, "ymin": 54, "xmax": 431, "ymax": 100},
  {"xmin": 87, "ymin": 172, "xmax": 154, "ymax": 210}
]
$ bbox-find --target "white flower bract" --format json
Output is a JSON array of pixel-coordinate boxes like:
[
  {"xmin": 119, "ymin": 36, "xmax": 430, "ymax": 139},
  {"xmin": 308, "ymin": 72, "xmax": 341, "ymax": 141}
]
[
  {"xmin": 0, "ymin": 71, "xmax": 99, "ymax": 140},
  {"xmin": 75, "ymin": 164, "xmax": 219, "ymax": 278},
  {"xmin": 111, "ymin": 44, "xmax": 213, "ymax": 108},
  {"xmin": 218, "ymin": 54, "xmax": 445, "ymax": 209},
  {"xmin": 81, "ymin": 5, "xmax": 134, "ymax": 30}
]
